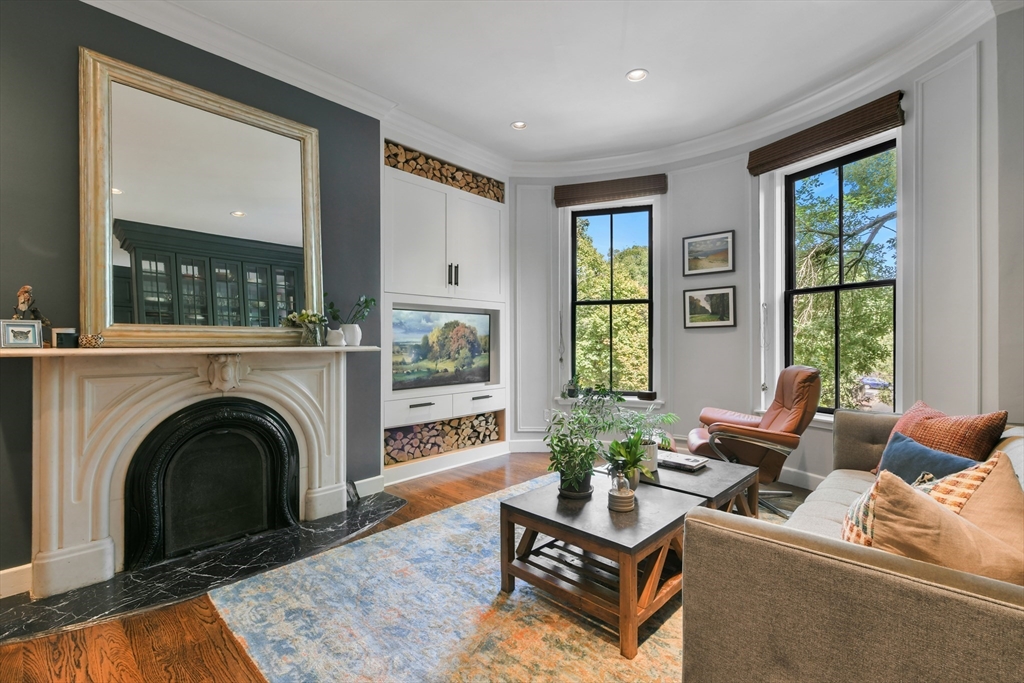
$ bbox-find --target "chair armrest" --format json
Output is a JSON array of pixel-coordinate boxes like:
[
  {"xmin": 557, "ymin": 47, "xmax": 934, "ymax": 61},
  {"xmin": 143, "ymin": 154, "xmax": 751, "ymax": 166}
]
[
  {"xmin": 707, "ymin": 423, "xmax": 800, "ymax": 451},
  {"xmin": 698, "ymin": 407, "xmax": 761, "ymax": 429},
  {"xmin": 833, "ymin": 408, "xmax": 900, "ymax": 471},
  {"xmin": 682, "ymin": 507, "xmax": 1024, "ymax": 682}
]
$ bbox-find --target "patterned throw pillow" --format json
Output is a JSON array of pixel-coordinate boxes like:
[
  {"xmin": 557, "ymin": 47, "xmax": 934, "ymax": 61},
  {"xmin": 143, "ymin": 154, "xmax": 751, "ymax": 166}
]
[
  {"xmin": 844, "ymin": 454, "xmax": 1002, "ymax": 548},
  {"xmin": 889, "ymin": 401, "xmax": 1008, "ymax": 461},
  {"xmin": 842, "ymin": 480, "xmax": 880, "ymax": 547}
]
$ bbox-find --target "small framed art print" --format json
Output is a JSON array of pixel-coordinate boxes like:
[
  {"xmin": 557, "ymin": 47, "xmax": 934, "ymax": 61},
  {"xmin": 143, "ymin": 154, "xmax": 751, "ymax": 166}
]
[
  {"xmin": 684, "ymin": 286, "xmax": 736, "ymax": 328},
  {"xmin": 1, "ymin": 320, "xmax": 44, "ymax": 348},
  {"xmin": 683, "ymin": 230, "xmax": 734, "ymax": 276}
]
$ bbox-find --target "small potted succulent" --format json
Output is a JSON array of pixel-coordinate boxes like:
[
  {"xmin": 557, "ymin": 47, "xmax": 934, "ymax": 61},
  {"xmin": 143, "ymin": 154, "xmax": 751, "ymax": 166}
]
[
  {"xmin": 326, "ymin": 295, "xmax": 376, "ymax": 347},
  {"xmin": 603, "ymin": 431, "xmax": 651, "ymax": 490},
  {"xmin": 560, "ymin": 373, "xmax": 579, "ymax": 399},
  {"xmin": 283, "ymin": 309, "xmax": 328, "ymax": 346}
]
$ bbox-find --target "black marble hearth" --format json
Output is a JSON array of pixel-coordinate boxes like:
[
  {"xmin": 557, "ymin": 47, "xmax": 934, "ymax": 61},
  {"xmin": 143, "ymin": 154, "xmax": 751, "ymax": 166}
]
[{"xmin": 0, "ymin": 491, "xmax": 405, "ymax": 643}]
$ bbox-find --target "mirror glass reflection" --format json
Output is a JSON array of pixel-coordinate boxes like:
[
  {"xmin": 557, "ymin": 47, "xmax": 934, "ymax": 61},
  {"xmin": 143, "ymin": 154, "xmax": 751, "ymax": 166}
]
[{"xmin": 110, "ymin": 83, "xmax": 304, "ymax": 327}]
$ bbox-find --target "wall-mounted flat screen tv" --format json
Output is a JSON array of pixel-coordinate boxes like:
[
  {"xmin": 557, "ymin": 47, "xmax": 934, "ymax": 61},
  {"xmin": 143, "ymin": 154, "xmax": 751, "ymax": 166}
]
[{"xmin": 392, "ymin": 309, "xmax": 491, "ymax": 390}]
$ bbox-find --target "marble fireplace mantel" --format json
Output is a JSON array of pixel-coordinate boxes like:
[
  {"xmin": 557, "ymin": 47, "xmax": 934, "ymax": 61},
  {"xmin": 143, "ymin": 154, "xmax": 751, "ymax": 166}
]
[{"xmin": 1, "ymin": 345, "xmax": 378, "ymax": 598}]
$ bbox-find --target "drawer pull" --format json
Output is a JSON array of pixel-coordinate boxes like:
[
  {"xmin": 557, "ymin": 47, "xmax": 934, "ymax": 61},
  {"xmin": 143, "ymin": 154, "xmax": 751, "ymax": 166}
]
[
  {"xmin": 471, "ymin": 395, "xmax": 493, "ymax": 401},
  {"xmin": 409, "ymin": 402, "xmax": 435, "ymax": 409}
]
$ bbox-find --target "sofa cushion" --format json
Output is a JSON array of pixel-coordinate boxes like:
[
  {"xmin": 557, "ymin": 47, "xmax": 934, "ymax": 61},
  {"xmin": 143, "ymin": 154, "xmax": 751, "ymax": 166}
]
[
  {"xmin": 992, "ymin": 427, "xmax": 1024, "ymax": 489},
  {"xmin": 913, "ymin": 453, "xmax": 999, "ymax": 515},
  {"xmin": 888, "ymin": 401, "xmax": 1008, "ymax": 461},
  {"xmin": 870, "ymin": 472, "xmax": 1024, "ymax": 585},
  {"xmin": 786, "ymin": 469, "xmax": 875, "ymax": 538},
  {"xmin": 958, "ymin": 452, "xmax": 1024, "ymax": 551},
  {"xmin": 878, "ymin": 432, "xmax": 976, "ymax": 484}
]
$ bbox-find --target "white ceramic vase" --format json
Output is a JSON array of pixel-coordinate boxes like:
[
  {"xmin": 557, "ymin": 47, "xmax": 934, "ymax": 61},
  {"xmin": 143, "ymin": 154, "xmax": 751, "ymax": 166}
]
[
  {"xmin": 641, "ymin": 442, "xmax": 658, "ymax": 473},
  {"xmin": 326, "ymin": 328, "xmax": 346, "ymax": 347},
  {"xmin": 340, "ymin": 323, "xmax": 362, "ymax": 347}
]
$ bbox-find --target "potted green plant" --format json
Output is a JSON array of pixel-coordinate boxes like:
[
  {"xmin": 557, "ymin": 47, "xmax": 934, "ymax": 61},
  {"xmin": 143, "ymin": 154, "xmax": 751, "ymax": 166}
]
[
  {"xmin": 603, "ymin": 431, "xmax": 651, "ymax": 489},
  {"xmin": 560, "ymin": 373, "xmax": 579, "ymax": 399},
  {"xmin": 545, "ymin": 385, "xmax": 622, "ymax": 497},
  {"xmin": 618, "ymin": 406, "xmax": 679, "ymax": 473},
  {"xmin": 326, "ymin": 295, "xmax": 376, "ymax": 347}
]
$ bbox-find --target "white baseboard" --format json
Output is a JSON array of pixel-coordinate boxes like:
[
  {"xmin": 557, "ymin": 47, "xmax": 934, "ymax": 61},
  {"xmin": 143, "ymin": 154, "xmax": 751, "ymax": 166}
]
[
  {"xmin": 304, "ymin": 482, "xmax": 348, "ymax": 520},
  {"xmin": 0, "ymin": 563, "xmax": 32, "ymax": 599},
  {"xmin": 383, "ymin": 442, "xmax": 509, "ymax": 486},
  {"xmin": 778, "ymin": 466, "xmax": 825, "ymax": 491},
  {"xmin": 509, "ymin": 439, "xmax": 546, "ymax": 453},
  {"xmin": 354, "ymin": 475, "xmax": 385, "ymax": 497}
]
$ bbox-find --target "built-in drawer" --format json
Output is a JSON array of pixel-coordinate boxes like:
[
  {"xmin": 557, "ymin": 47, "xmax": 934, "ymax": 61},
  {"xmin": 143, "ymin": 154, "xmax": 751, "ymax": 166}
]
[
  {"xmin": 452, "ymin": 390, "xmax": 504, "ymax": 418},
  {"xmin": 384, "ymin": 394, "xmax": 454, "ymax": 428}
]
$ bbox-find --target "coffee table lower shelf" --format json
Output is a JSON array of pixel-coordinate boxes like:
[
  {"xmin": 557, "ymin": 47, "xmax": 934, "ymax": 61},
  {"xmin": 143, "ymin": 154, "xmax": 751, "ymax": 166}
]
[{"xmin": 501, "ymin": 508, "xmax": 683, "ymax": 659}]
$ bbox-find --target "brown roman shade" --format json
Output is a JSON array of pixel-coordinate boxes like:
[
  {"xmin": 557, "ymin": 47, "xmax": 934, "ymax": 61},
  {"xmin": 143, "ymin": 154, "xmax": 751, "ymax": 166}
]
[
  {"xmin": 553, "ymin": 174, "xmax": 667, "ymax": 208},
  {"xmin": 747, "ymin": 91, "xmax": 905, "ymax": 176}
]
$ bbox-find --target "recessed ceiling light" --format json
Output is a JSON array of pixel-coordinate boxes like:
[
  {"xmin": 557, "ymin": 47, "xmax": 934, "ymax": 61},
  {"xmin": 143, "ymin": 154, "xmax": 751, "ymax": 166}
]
[
  {"xmin": 626, "ymin": 68, "xmax": 648, "ymax": 82},
  {"xmin": 230, "ymin": 211, "xmax": 246, "ymax": 217},
  {"xmin": 111, "ymin": 188, "xmax": 123, "ymax": 194},
  {"xmin": 510, "ymin": 121, "xmax": 527, "ymax": 130}
]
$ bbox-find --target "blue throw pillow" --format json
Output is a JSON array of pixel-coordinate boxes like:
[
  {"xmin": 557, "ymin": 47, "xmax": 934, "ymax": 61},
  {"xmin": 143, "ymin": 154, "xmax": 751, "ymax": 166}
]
[{"xmin": 878, "ymin": 432, "xmax": 976, "ymax": 484}]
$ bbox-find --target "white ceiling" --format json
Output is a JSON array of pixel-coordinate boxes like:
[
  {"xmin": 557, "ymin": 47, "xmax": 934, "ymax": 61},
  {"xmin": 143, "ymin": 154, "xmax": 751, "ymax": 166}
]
[{"xmin": 161, "ymin": 0, "xmax": 967, "ymax": 166}]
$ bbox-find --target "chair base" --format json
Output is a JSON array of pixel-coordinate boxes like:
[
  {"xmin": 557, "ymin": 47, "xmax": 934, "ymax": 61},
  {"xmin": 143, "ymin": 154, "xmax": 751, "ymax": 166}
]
[{"xmin": 758, "ymin": 488, "xmax": 792, "ymax": 518}]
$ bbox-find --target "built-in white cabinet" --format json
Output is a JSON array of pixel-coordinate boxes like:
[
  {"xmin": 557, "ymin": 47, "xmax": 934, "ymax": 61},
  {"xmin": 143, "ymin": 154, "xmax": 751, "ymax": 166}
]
[
  {"xmin": 384, "ymin": 168, "xmax": 503, "ymax": 302},
  {"xmin": 384, "ymin": 389, "xmax": 506, "ymax": 429}
]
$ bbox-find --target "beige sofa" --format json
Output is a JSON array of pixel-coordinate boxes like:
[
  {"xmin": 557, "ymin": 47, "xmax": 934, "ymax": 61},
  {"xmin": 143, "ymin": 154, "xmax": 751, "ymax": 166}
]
[{"xmin": 682, "ymin": 410, "xmax": 1024, "ymax": 682}]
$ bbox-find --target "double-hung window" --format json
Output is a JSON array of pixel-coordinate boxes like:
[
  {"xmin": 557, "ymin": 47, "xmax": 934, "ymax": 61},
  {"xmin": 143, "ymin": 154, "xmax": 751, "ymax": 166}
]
[
  {"xmin": 785, "ymin": 140, "xmax": 897, "ymax": 413},
  {"xmin": 572, "ymin": 205, "xmax": 653, "ymax": 394}
]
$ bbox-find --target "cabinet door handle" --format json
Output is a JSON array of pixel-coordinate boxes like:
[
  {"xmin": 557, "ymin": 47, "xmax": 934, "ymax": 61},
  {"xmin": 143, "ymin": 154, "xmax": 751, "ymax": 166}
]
[
  {"xmin": 454, "ymin": 263, "xmax": 459, "ymax": 286},
  {"xmin": 471, "ymin": 395, "xmax": 492, "ymax": 401},
  {"xmin": 409, "ymin": 402, "xmax": 435, "ymax": 409},
  {"xmin": 448, "ymin": 263, "xmax": 453, "ymax": 285}
]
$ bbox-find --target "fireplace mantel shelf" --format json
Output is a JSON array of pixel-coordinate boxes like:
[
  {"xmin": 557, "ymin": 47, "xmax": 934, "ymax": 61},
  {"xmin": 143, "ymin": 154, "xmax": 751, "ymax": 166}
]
[{"xmin": 0, "ymin": 345, "xmax": 379, "ymax": 358}]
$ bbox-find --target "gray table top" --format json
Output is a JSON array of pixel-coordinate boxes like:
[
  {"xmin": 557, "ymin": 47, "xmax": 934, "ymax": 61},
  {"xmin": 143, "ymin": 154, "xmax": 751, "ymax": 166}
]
[
  {"xmin": 501, "ymin": 471, "xmax": 705, "ymax": 553},
  {"xmin": 641, "ymin": 457, "xmax": 758, "ymax": 500}
]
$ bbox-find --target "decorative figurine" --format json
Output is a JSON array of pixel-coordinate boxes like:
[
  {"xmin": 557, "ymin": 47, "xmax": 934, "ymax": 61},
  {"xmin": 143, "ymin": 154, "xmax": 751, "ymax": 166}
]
[{"xmin": 12, "ymin": 285, "xmax": 51, "ymax": 327}]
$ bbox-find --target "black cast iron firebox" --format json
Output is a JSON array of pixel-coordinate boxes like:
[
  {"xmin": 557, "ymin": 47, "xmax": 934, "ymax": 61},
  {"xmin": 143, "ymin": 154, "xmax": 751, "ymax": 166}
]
[{"xmin": 125, "ymin": 397, "xmax": 299, "ymax": 570}]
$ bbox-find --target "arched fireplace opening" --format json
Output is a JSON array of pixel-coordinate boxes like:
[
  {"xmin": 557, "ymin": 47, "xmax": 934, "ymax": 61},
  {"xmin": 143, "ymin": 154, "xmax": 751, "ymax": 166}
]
[{"xmin": 125, "ymin": 397, "xmax": 299, "ymax": 570}]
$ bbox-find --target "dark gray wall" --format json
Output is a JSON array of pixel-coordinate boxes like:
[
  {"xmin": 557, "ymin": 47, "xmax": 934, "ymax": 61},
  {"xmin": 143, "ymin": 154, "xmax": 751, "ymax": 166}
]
[{"xmin": 0, "ymin": 0, "xmax": 381, "ymax": 570}]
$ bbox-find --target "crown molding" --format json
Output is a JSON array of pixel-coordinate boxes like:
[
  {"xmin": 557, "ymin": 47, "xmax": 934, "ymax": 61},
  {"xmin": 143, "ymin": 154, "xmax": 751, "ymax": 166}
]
[
  {"xmin": 382, "ymin": 109, "xmax": 513, "ymax": 180},
  {"xmin": 83, "ymin": 0, "xmax": 994, "ymax": 181},
  {"xmin": 992, "ymin": 1, "xmax": 1024, "ymax": 16},
  {"xmin": 82, "ymin": 0, "xmax": 398, "ymax": 119},
  {"xmin": 508, "ymin": 0, "xmax": 995, "ymax": 178}
]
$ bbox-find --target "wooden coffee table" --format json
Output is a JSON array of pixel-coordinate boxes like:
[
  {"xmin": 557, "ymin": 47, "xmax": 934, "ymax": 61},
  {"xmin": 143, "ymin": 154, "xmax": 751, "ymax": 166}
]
[
  {"xmin": 500, "ymin": 473, "xmax": 704, "ymax": 658},
  {"xmin": 642, "ymin": 456, "xmax": 760, "ymax": 517}
]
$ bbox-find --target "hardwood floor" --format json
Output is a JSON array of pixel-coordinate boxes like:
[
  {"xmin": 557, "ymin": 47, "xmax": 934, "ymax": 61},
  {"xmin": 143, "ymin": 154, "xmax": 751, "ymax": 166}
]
[{"xmin": 0, "ymin": 452, "xmax": 553, "ymax": 683}]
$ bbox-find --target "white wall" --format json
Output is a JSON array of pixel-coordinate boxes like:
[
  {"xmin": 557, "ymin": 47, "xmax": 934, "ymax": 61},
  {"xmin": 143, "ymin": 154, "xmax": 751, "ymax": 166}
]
[{"xmin": 508, "ymin": 15, "xmax": 1020, "ymax": 487}]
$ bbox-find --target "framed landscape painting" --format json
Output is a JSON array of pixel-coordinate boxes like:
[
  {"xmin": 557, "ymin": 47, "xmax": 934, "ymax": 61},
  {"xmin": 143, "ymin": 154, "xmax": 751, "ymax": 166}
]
[
  {"xmin": 684, "ymin": 286, "xmax": 736, "ymax": 328},
  {"xmin": 392, "ymin": 308, "xmax": 491, "ymax": 390},
  {"xmin": 683, "ymin": 230, "xmax": 734, "ymax": 276}
]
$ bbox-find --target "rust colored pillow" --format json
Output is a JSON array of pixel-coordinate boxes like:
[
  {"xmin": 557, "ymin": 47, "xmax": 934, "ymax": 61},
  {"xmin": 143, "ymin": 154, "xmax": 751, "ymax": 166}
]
[{"xmin": 889, "ymin": 401, "xmax": 1008, "ymax": 461}]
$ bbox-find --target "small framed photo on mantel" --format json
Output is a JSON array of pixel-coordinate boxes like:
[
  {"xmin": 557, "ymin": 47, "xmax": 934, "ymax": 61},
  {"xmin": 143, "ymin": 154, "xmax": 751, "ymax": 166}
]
[
  {"xmin": 1, "ymin": 319, "xmax": 44, "ymax": 348},
  {"xmin": 684, "ymin": 286, "xmax": 736, "ymax": 329},
  {"xmin": 683, "ymin": 230, "xmax": 734, "ymax": 276}
]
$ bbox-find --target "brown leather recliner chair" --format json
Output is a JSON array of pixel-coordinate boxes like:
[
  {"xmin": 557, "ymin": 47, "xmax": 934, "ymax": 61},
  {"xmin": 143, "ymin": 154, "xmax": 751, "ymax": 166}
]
[{"xmin": 687, "ymin": 365, "xmax": 821, "ymax": 516}]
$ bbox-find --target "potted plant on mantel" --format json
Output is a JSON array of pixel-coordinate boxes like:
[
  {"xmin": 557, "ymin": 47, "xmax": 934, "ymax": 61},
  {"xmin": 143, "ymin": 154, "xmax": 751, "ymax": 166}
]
[
  {"xmin": 326, "ymin": 295, "xmax": 377, "ymax": 347},
  {"xmin": 544, "ymin": 386, "xmax": 622, "ymax": 498}
]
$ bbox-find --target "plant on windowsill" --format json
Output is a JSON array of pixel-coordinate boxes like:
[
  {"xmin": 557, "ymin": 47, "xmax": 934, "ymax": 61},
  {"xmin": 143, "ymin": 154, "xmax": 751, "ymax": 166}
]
[
  {"xmin": 283, "ymin": 309, "xmax": 328, "ymax": 346},
  {"xmin": 545, "ymin": 385, "xmax": 622, "ymax": 498},
  {"xmin": 560, "ymin": 373, "xmax": 579, "ymax": 399},
  {"xmin": 326, "ymin": 294, "xmax": 377, "ymax": 347},
  {"xmin": 618, "ymin": 406, "xmax": 679, "ymax": 473},
  {"xmin": 603, "ymin": 430, "xmax": 651, "ymax": 490}
]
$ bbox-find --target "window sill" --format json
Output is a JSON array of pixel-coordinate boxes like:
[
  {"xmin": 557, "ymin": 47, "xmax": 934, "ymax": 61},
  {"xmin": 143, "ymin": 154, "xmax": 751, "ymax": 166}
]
[{"xmin": 554, "ymin": 396, "xmax": 665, "ymax": 410}]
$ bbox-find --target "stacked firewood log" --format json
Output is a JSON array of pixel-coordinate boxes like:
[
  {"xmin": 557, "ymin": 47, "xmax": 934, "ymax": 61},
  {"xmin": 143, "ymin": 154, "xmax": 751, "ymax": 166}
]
[
  {"xmin": 384, "ymin": 141, "xmax": 505, "ymax": 203},
  {"xmin": 384, "ymin": 412, "xmax": 500, "ymax": 465}
]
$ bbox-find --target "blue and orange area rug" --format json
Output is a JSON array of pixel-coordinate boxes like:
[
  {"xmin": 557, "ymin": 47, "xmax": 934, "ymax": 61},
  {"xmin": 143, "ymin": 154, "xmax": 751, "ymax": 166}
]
[{"xmin": 211, "ymin": 474, "xmax": 685, "ymax": 682}]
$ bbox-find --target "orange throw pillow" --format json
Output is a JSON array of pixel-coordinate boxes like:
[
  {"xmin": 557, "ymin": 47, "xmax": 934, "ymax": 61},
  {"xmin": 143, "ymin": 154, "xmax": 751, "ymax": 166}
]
[{"xmin": 889, "ymin": 401, "xmax": 1008, "ymax": 461}]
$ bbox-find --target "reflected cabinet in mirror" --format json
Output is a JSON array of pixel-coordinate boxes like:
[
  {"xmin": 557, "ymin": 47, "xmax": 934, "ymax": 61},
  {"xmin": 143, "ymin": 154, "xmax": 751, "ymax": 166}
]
[{"xmin": 80, "ymin": 48, "xmax": 322, "ymax": 346}]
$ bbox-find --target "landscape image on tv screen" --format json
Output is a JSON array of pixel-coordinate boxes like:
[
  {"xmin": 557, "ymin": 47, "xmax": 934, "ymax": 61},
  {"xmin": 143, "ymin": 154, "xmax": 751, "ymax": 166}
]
[{"xmin": 392, "ymin": 309, "xmax": 490, "ymax": 390}]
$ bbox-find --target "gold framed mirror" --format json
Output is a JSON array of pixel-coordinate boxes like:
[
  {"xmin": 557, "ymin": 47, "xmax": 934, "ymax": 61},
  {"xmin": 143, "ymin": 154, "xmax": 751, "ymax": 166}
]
[{"xmin": 79, "ymin": 47, "xmax": 322, "ymax": 346}]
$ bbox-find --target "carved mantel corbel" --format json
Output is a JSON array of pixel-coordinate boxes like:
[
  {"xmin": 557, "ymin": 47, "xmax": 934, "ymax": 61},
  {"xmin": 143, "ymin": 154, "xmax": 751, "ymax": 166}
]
[{"xmin": 207, "ymin": 353, "xmax": 244, "ymax": 391}]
